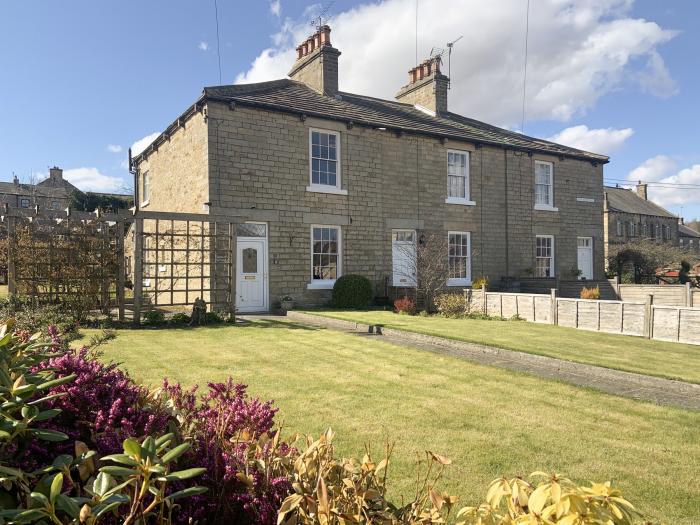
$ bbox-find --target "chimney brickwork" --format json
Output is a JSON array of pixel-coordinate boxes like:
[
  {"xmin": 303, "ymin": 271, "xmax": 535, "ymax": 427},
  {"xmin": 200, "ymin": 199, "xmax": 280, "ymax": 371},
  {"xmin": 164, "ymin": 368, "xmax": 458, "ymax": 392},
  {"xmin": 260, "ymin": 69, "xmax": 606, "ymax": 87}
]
[
  {"xmin": 288, "ymin": 25, "xmax": 341, "ymax": 96},
  {"xmin": 636, "ymin": 182, "xmax": 648, "ymax": 200},
  {"xmin": 395, "ymin": 57, "xmax": 449, "ymax": 114}
]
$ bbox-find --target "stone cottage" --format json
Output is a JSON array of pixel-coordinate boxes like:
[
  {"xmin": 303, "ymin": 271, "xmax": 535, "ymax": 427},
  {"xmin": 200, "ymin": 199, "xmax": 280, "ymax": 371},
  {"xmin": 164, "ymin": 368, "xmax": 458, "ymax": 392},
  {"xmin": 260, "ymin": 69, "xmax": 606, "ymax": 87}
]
[
  {"xmin": 603, "ymin": 183, "xmax": 680, "ymax": 263},
  {"xmin": 130, "ymin": 26, "xmax": 608, "ymax": 312}
]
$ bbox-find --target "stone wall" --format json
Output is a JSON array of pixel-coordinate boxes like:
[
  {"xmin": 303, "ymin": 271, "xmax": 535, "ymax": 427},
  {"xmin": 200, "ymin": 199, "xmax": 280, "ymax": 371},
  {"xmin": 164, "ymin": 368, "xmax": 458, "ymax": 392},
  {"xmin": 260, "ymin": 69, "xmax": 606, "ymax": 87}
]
[{"xmin": 204, "ymin": 101, "xmax": 604, "ymax": 309}]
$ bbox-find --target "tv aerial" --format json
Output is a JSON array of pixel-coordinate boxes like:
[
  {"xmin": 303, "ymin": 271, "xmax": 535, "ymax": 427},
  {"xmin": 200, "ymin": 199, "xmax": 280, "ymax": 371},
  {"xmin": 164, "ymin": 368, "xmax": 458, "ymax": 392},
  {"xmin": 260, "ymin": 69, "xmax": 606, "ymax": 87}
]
[
  {"xmin": 429, "ymin": 35, "xmax": 462, "ymax": 88},
  {"xmin": 310, "ymin": 1, "xmax": 335, "ymax": 32}
]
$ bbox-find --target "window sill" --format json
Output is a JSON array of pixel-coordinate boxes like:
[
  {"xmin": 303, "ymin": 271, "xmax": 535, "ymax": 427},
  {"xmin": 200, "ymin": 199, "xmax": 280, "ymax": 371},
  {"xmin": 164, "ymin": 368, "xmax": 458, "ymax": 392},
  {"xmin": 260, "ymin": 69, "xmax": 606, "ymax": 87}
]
[
  {"xmin": 445, "ymin": 197, "xmax": 476, "ymax": 206},
  {"xmin": 447, "ymin": 278, "xmax": 472, "ymax": 287},
  {"xmin": 140, "ymin": 200, "xmax": 150, "ymax": 208},
  {"xmin": 306, "ymin": 185, "xmax": 348, "ymax": 196},
  {"xmin": 307, "ymin": 280, "xmax": 336, "ymax": 290},
  {"xmin": 534, "ymin": 204, "xmax": 558, "ymax": 212}
]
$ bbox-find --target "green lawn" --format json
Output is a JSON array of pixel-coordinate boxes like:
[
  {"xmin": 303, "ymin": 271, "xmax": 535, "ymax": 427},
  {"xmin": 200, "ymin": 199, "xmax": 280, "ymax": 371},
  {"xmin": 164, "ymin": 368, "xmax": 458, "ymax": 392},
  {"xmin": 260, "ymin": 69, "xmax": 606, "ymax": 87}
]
[
  {"xmin": 77, "ymin": 320, "xmax": 700, "ymax": 523},
  {"xmin": 301, "ymin": 310, "xmax": 700, "ymax": 384}
]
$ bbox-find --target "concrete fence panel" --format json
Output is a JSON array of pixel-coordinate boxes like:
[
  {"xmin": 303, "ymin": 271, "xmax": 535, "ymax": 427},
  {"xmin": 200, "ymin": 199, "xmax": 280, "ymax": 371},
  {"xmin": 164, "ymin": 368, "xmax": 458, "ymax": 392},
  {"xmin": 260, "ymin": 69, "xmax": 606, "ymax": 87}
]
[
  {"xmin": 599, "ymin": 302, "xmax": 623, "ymax": 333},
  {"xmin": 652, "ymin": 306, "xmax": 682, "ymax": 342},
  {"xmin": 679, "ymin": 309, "xmax": 700, "ymax": 345},
  {"xmin": 556, "ymin": 299, "xmax": 578, "ymax": 328},
  {"xmin": 534, "ymin": 296, "xmax": 552, "ymax": 323},
  {"xmin": 619, "ymin": 284, "xmax": 688, "ymax": 306},
  {"xmin": 621, "ymin": 303, "xmax": 645, "ymax": 336}
]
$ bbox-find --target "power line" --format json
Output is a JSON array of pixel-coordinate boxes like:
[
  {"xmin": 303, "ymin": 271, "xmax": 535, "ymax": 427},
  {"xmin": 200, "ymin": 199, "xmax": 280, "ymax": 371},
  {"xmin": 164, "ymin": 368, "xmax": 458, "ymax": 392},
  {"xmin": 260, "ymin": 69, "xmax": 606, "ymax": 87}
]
[
  {"xmin": 214, "ymin": 0, "xmax": 222, "ymax": 84},
  {"xmin": 606, "ymin": 178, "xmax": 700, "ymax": 189},
  {"xmin": 520, "ymin": 0, "xmax": 530, "ymax": 134}
]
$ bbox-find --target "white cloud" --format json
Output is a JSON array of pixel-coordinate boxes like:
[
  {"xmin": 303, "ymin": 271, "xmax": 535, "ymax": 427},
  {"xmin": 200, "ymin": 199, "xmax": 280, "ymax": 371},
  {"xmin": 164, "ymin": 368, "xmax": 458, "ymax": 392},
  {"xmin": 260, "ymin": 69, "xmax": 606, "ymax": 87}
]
[
  {"xmin": 627, "ymin": 154, "xmax": 677, "ymax": 182},
  {"xmin": 106, "ymin": 144, "xmax": 123, "ymax": 153},
  {"xmin": 270, "ymin": 0, "xmax": 281, "ymax": 17},
  {"xmin": 198, "ymin": 41, "xmax": 209, "ymax": 51},
  {"xmin": 626, "ymin": 156, "xmax": 700, "ymax": 208},
  {"xmin": 61, "ymin": 168, "xmax": 126, "ymax": 193},
  {"xmin": 547, "ymin": 125, "xmax": 634, "ymax": 156},
  {"xmin": 236, "ymin": 0, "xmax": 677, "ymax": 127},
  {"xmin": 131, "ymin": 132, "xmax": 160, "ymax": 156}
]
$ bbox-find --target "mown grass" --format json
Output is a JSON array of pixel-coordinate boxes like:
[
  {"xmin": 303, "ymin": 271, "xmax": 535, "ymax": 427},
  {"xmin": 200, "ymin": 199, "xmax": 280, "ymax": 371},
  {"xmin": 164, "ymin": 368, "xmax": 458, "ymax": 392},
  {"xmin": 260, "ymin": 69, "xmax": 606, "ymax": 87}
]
[
  {"xmin": 76, "ymin": 320, "xmax": 700, "ymax": 523},
  {"xmin": 302, "ymin": 310, "xmax": 700, "ymax": 384}
]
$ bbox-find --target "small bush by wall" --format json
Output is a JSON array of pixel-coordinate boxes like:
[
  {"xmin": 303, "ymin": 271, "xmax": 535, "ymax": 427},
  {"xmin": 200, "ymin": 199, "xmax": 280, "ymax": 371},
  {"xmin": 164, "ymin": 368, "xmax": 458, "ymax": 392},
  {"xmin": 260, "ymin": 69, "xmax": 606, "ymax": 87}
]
[
  {"xmin": 394, "ymin": 296, "xmax": 416, "ymax": 314},
  {"xmin": 331, "ymin": 275, "xmax": 373, "ymax": 309},
  {"xmin": 434, "ymin": 293, "xmax": 468, "ymax": 317},
  {"xmin": 580, "ymin": 285, "xmax": 601, "ymax": 299}
]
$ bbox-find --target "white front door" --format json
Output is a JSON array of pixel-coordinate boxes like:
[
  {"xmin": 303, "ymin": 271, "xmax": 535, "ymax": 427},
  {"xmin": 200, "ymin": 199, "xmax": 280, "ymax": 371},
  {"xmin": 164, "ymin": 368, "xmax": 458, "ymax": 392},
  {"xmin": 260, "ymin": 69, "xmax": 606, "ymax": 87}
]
[
  {"xmin": 236, "ymin": 239, "xmax": 268, "ymax": 312},
  {"xmin": 392, "ymin": 230, "xmax": 417, "ymax": 287},
  {"xmin": 577, "ymin": 237, "xmax": 593, "ymax": 280}
]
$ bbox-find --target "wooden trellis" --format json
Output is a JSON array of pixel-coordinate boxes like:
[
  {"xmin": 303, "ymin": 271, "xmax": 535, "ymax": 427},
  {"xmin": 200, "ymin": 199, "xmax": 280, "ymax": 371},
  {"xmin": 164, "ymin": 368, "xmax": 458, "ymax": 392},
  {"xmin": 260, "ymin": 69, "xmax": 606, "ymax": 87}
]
[
  {"xmin": 1, "ymin": 207, "xmax": 240, "ymax": 325},
  {"xmin": 1, "ymin": 207, "xmax": 130, "ymax": 318}
]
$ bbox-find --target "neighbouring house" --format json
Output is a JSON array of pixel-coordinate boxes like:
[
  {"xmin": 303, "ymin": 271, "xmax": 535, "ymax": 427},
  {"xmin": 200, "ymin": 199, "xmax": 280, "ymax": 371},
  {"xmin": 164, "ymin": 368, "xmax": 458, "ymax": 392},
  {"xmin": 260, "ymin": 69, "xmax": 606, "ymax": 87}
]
[
  {"xmin": 603, "ymin": 183, "xmax": 679, "ymax": 261},
  {"xmin": 0, "ymin": 166, "xmax": 131, "ymax": 213},
  {"xmin": 679, "ymin": 220, "xmax": 700, "ymax": 253},
  {"xmin": 130, "ymin": 25, "xmax": 609, "ymax": 312}
]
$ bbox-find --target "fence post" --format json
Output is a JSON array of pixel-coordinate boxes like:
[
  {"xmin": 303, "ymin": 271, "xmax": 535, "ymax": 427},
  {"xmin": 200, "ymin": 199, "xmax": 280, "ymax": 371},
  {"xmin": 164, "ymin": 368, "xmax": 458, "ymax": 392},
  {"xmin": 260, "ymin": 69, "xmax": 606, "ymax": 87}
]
[
  {"xmin": 6, "ymin": 217, "xmax": 16, "ymax": 296},
  {"xmin": 686, "ymin": 282, "xmax": 692, "ymax": 307},
  {"xmin": 117, "ymin": 220, "xmax": 126, "ymax": 322},
  {"xmin": 644, "ymin": 294, "xmax": 654, "ymax": 339},
  {"xmin": 133, "ymin": 217, "xmax": 143, "ymax": 327},
  {"xmin": 550, "ymin": 288, "xmax": 557, "ymax": 325},
  {"xmin": 481, "ymin": 283, "xmax": 487, "ymax": 314}
]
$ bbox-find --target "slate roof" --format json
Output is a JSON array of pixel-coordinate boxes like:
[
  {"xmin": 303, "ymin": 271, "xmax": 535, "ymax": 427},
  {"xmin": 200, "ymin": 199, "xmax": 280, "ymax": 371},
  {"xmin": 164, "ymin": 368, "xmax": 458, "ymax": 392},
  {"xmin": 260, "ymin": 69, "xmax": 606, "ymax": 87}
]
[
  {"xmin": 604, "ymin": 186, "xmax": 675, "ymax": 218},
  {"xmin": 0, "ymin": 181, "xmax": 70, "ymax": 198},
  {"xmin": 200, "ymin": 79, "xmax": 608, "ymax": 163},
  {"xmin": 679, "ymin": 224, "xmax": 700, "ymax": 238}
]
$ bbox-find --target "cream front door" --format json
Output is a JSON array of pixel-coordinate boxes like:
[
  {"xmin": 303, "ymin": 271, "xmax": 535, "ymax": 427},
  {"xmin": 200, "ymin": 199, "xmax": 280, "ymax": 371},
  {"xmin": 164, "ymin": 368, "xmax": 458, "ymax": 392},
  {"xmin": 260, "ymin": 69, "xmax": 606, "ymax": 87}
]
[
  {"xmin": 236, "ymin": 239, "xmax": 267, "ymax": 312},
  {"xmin": 577, "ymin": 237, "xmax": 593, "ymax": 280}
]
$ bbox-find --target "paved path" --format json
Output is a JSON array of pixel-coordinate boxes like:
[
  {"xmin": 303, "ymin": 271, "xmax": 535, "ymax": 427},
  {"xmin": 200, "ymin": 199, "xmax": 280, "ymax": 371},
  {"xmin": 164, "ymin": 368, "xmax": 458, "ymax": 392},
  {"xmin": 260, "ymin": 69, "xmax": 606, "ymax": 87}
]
[{"xmin": 275, "ymin": 312, "xmax": 700, "ymax": 411}]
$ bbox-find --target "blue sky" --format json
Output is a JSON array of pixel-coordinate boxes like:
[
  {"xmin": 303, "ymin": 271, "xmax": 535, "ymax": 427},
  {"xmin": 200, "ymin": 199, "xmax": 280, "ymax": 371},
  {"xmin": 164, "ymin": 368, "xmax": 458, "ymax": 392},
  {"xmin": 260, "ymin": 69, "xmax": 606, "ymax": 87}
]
[{"xmin": 1, "ymin": 0, "xmax": 699, "ymax": 217}]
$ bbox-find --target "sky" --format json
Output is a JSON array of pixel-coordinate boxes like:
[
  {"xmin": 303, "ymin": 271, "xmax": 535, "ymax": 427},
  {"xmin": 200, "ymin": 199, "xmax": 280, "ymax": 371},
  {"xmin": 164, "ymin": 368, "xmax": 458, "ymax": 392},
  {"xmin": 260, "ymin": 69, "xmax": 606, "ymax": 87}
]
[{"xmin": 1, "ymin": 0, "xmax": 699, "ymax": 218}]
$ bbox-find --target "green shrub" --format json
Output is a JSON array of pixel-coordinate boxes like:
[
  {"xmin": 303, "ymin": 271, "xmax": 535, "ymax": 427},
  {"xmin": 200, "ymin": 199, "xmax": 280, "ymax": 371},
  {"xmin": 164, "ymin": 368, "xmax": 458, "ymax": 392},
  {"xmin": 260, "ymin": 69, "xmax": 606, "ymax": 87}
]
[
  {"xmin": 170, "ymin": 312, "xmax": 191, "ymax": 325},
  {"xmin": 331, "ymin": 275, "xmax": 373, "ymax": 309},
  {"xmin": 143, "ymin": 310, "xmax": 165, "ymax": 325},
  {"xmin": 205, "ymin": 311, "xmax": 224, "ymax": 324},
  {"xmin": 434, "ymin": 293, "xmax": 468, "ymax": 317}
]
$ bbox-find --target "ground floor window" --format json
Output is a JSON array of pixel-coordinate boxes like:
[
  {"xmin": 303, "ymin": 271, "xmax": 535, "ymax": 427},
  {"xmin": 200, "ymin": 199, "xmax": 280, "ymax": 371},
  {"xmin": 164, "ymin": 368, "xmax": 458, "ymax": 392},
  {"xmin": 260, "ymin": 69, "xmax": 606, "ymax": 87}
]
[
  {"xmin": 310, "ymin": 226, "xmax": 340, "ymax": 287},
  {"xmin": 535, "ymin": 235, "xmax": 554, "ymax": 277},
  {"xmin": 447, "ymin": 231, "xmax": 471, "ymax": 286}
]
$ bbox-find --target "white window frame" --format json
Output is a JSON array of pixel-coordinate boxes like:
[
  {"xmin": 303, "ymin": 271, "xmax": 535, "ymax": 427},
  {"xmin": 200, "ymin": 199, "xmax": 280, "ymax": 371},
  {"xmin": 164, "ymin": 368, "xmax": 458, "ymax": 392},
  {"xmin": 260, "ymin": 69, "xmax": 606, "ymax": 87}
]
[
  {"xmin": 307, "ymin": 225, "xmax": 342, "ymax": 290},
  {"xmin": 19, "ymin": 198, "xmax": 30, "ymax": 208},
  {"xmin": 616, "ymin": 220, "xmax": 623, "ymax": 237},
  {"xmin": 446, "ymin": 231, "xmax": 472, "ymax": 286},
  {"xmin": 534, "ymin": 160, "xmax": 558, "ymax": 212},
  {"xmin": 445, "ymin": 150, "xmax": 475, "ymax": 206},
  {"xmin": 141, "ymin": 171, "xmax": 150, "ymax": 207},
  {"xmin": 307, "ymin": 128, "xmax": 347, "ymax": 195},
  {"xmin": 628, "ymin": 221, "xmax": 635, "ymax": 237},
  {"xmin": 535, "ymin": 235, "xmax": 555, "ymax": 278}
]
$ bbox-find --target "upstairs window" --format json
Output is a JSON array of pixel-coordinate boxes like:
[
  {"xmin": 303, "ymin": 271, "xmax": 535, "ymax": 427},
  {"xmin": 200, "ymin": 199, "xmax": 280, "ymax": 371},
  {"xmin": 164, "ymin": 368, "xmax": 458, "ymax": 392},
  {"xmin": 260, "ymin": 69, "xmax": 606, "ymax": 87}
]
[
  {"xmin": 309, "ymin": 129, "xmax": 342, "ymax": 193},
  {"xmin": 534, "ymin": 161, "xmax": 554, "ymax": 209},
  {"xmin": 446, "ymin": 150, "xmax": 471, "ymax": 203},
  {"xmin": 20, "ymin": 198, "xmax": 30, "ymax": 208},
  {"xmin": 50, "ymin": 201, "xmax": 60, "ymax": 210},
  {"xmin": 535, "ymin": 235, "xmax": 555, "ymax": 277}
]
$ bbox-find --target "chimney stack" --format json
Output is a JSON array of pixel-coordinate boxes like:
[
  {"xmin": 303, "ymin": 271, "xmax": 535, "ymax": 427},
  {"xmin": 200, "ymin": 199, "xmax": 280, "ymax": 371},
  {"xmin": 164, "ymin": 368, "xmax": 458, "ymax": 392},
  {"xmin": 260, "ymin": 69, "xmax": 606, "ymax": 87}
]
[
  {"xmin": 395, "ymin": 56, "xmax": 449, "ymax": 114},
  {"xmin": 12, "ymin": 173, "xmax": 18, "ymax": 185},
  {"xmin": 288, "ymin": 25, "xmax": 341, "ymax": 96},
  {"xmin": 636, "ymin": 181, "xmax": 648, "ymax": 200}
]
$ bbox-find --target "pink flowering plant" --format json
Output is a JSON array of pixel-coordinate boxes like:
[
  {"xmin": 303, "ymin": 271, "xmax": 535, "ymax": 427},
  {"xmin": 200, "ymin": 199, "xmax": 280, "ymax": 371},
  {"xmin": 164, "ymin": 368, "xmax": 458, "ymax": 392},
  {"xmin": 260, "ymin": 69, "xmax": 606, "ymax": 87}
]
[{"xmin": 160, "ymin": 378, "xmax": 296, "ymax": 525}]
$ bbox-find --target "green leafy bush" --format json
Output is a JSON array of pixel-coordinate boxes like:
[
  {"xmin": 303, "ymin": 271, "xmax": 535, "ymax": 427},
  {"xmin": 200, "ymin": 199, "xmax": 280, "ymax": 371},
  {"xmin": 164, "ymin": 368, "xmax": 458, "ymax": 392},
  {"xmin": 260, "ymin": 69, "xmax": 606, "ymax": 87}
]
[
  {"xmin": 331, "ymin": 275, "xmax": 373, "ymax": 309},
  {"xmin": 205, "ymin": 311, "xmax": 224, "ymax": 324},
  {"xmin": 143, "ymin": 310, "xmax": 165, "ymax": 325},
  {"xmin": 434, "ymin": 293, "xmax": 468, "ymax": 317},
  {"xmin": 170, "ymin": 312, "xmax": 191, "ymax": 325},
  {"xmin": 472, "ymin": 276, "xmax": 489, "ymax": 290}
]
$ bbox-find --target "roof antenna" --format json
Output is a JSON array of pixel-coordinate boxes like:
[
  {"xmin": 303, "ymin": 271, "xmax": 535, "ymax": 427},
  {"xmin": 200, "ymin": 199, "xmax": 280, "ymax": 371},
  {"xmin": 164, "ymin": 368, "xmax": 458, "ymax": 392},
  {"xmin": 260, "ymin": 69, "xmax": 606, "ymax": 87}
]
[
  {"xmin": 310, "ymin": 1, "xmax": 335, "ymax": 31},
  {"xmin": 445, "ymin": 35, "xmax": 463, "ymax": 89}
]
